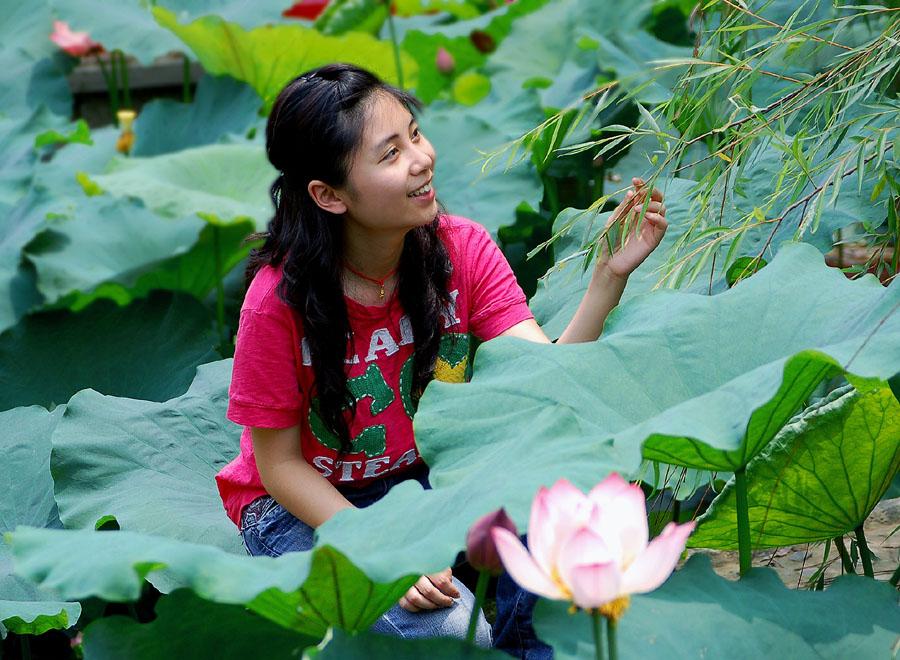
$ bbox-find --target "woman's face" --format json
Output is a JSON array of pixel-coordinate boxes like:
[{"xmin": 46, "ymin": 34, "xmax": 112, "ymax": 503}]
[{"xmin": 339, "ymin": 93, "xmax": 437, "ymax": 236}]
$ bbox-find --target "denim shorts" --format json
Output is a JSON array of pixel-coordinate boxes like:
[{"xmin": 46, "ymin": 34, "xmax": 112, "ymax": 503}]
[{"xmin": 239, "ymin": 464, "xmax": 491, "ymax": 646}]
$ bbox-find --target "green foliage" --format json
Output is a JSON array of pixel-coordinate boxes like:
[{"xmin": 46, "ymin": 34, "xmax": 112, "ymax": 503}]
[
  {"xmin": 0, "ymin": 406, "xmax": 80, "ymax": 638},
  {"xmin": 305, "ymin": 628, "xmax": 510, "ymax": 658},
  {"xmin": 82, "ymin": 590, "xmax": 313, "ymax": 659},
  {"xmin": 690, "ymin": 381, "xmax": 900, "ymax": 550},
  {"xmin": 534, "ymin": 554, "xmax": 900, "ymax": 659},
  {"xmin": 0, "ymin": 292, "xmax": 219, "ymax": 412}
]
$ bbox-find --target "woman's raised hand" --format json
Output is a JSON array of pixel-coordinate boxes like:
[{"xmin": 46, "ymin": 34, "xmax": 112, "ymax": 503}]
[
  {"xmin": 398, "ymin": 567, "xmax": 460, "ymax": 612},
  {"xmin": 600, "ymin": 177, "xmax": 668, "ymax": 279}
]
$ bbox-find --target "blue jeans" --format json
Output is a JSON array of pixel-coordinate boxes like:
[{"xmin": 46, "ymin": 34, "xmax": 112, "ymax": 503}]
[
  {"xmin": 240, "ymin": 465, "xmax": 491, "ymax": 647},
  {"xmin": 492, "ymin": 534, "xmax": 554, "ymax": 659}
]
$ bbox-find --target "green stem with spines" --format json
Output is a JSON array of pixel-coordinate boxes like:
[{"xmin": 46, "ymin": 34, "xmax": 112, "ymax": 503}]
[
  {"xmin": 833, "ymin": 536, "xmax": 856, "ymax": 574},
  {"xmin": 20, "ymin": 635, "xmax": 31, "ymax": 660},
  {"xmin": 384, "ymin": 3, "xmax": 404, "ymax": 89},
  {"xmin": 734, "ymin": 467, "xmax": 752, "ymax": 576},
  {"xmin": 854, "ymin": 525, "xmax": 874, "ymax": 578},
  {"xmin": 183, "ymin": 54, "xmax": 191, "ymax": 103},
  {"xmin": 465, "ymin": 570, "xmax": 490, "ymax": 644},
  {"xmin": 606, "ymin": 616, "xmax": 618, "ymax": 660},
  {"xmin": 889, "ymin": 563, "xmax": 900, "ymax": 587},
  {"xmin": 96, "ymin": 53, "xmax": 119, "ymax": 126},
  {"xmin": 591, "ymin": 611, "xmax": 604, "ymax": 660},
  {"xmin": 117, "ymin": 50, "xmax": 131, "ymax": 109}
]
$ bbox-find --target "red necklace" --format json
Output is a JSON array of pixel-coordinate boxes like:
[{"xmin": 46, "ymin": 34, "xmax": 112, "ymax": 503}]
[{"xmin": 343, "ymin": 260, "xmax": 400, "ymax": 300}]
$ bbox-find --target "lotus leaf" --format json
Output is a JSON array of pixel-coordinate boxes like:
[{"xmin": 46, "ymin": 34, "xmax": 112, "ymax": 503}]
[
  {"xmin": 132, "ymin": 75, "xmax": 262, "ymax": 157},
  {"xmin": 689, "ymin": 381, "xmax": 900, "ymax": 550},
  {"xmin": 0, "ymin": 191, "xmax": 51, "ymax": 333},
  {"xmin": 154, "ymin": 7, "xmax": 417, "ymax": 111},
  {"xmin": 82, "ymin": 589, "xmax": 315, "ymax": 659},
  {"xmin": 534, "ymin": 554, "xmax": 900, "ymax": 659},
  {"xmin": 50, "ymin": 360, "xmax": 242, "ymax": 552},
  {"xmin": 0, "ymin": 406, "xmax": 80, "ymax": 638},
  {"xmin": 0, "ymin": 291, "xmax": 219, "ymax": 412},
  {"xmin": 88, "ymin": 144, "xmax": 275, "ymax": 230},
  {"xmin": 9, "ymin": 528, "xmax": 415, "ymax": 637}
]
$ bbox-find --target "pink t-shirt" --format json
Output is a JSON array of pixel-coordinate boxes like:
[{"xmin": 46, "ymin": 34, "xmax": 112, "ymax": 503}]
[{"xmin": 216, "ymin": 215, "xmax": 534, "ymax": 527}]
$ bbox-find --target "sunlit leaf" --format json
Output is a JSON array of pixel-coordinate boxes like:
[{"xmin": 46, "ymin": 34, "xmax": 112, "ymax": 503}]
[{"xmin": 690, "ymin": 382, "xmax": 900, "ymax": 550}]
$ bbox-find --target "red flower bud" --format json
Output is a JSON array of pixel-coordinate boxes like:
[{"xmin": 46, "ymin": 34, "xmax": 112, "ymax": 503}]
[
  {"xmin": 469, "ymin": 30, "xmax": 497, "ymax": 54},
  {"xmin": 466, "ymin": 508, "xmax": 518, "ymax": 574},
  {"xmin": 435, "ymin": 46, "xmax": 455, "ymax": 75}
]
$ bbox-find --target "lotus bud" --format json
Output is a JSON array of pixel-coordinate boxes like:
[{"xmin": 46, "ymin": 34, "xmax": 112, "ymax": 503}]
[
  {"xmin": 116, "ymin": 110, "xmax": 136, "ymax": 155},
  {"xmin": 466, "ymin": 507, "xmax": 517, "ymax": 575},
  {"xmin": 436, "ymin": 46, "xmax": 455, "ymax": 75}
]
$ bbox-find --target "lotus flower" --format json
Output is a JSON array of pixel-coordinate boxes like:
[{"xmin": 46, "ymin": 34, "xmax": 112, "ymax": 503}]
[
  {"xmin": 466, "ymin": 507, "xmax": 517, "ymax": 575},
  {"xmin": 436, "ymin": 46, "xmax": 455, "ymax": 75},
  {"xmin": 491, "ymin": 474, "xmax": 695, "ymax": 618},
  {"xmin": 49, "ymin": 20, "xmax": 102, "ymax": 57}
]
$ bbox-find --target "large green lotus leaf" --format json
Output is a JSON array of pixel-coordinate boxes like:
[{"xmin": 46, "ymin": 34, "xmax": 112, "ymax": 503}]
[
  {"xmin": 50, "ymin": 360, "xmax": 242, "ymax": 552},
  {"xmin": 8, "ymin": 528, "xmax": 414, "ymax": 637},
  {"xmin": 48, "ymin": 0, "xmax": 183, "ymax": 65},
  {"xmin": 318, "ymin": 245, "xmax": 900, "ymax": 581},
  {"xmin": 530, "ymin": 177, "xmax": 700, "ymax": 340},
  {"xmin": 83, "ymin": 589, "xmax": 314, "ymax": 659},
  {"xmin": 89, "ymin": 144, "xmax": 275, "ymax": 230},
  {"xmin": 0, "ymin": 291, "xmax": 219, "ymax": 412},
  {"xmin": 32, "ymin": 126, "xmax": 119, "ymax": 198},
  {"xmin": 132, "ymin": 74, "xmax": 262, "ymax": 157},
  {"xmin": 22, "ymin": 197, "xmax": 205, "ymax": 307},
  {"xmin": 306, "ymin": 628, "xmax": 511, "ymax": 659},
  {"xmin": 153, "ymin": 7, "xmax": 417, "ymax": 111},
  {"xmin": 317, "ymin": 393, "xmax": 633, "ymax": 582},
  {"xmin": 689, "ymin": 382, "xmax": 900, "ymax": 550},
  {"xmin": 533, "ymin": 554, "xmax": 900, "ymax": 659},
  {"xmin": 0, "ymin": 49, "xmax": 72, "ymax": 121},
  {"xmin": 0, "ymin": 192, "xmax": 50, "ymax": 334},
  {"xmin": 0, "ymin": 406, "xmax": 81, "ymax": 638},
  {"xmin": 422, "ymin": 105, "xmax": 542, "ymax": 235},
  {"xmin": 0, "ymin": 106, "xmax": 67, "ymax": 207},
  {"xmin": 0, "ymin": 0, "xmax": 58, "ymax": 60}
]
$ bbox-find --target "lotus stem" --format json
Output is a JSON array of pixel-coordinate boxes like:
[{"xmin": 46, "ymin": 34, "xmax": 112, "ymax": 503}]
[
  {"xmin": 854, "ymin": 525, "xmax": 874, "ymax": 578},
  {"xmin": 384, "ymin": 2, "xmax": 404, "ymax": 89},
  {"xmin": 20, "ymin": 635, "xmax": 31, "ymax": 660},
  {"xmin": 183, "ymin": 54, "xmax": 191, "ymax": 103},
  {"xmin": 889, "ymin": 563, "xmax": 900, "ymax": 587},
  {"xmin": 833, "ymin": 536, "xmax": 856, "ymax": 575},
  {"xmin": 606, "ymin": 616, "xmax": 618, "ymax": 660},
  {"xmin": 95, "ymin": 52, "xmax": 119, "ymax": 127},
  {"xmin": 117, "ymin": 50, "xmax": 131, "ymax": 109},
  {"xmin": 734, "ymin": 467, "xmax": 752, "ymax": 576},
  {"xmin": 542, "ymin": 174, "xmax": 560, "ymax": 218},
  {"xmin": 213, "ymin": 225, "xmax": 226, "ymax": 347},
  {"xmin": 591, "ymin": 610, "xmax": 604, "ymax": 660},
  {"xmin": 466, "ymin": 569, "xmax": 490, "ymax": 644}
]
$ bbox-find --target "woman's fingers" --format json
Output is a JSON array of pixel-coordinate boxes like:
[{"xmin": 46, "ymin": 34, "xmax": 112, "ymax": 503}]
[{"xmin": 397, "ymin": 570, "xmax": 458, "ymax": 612}]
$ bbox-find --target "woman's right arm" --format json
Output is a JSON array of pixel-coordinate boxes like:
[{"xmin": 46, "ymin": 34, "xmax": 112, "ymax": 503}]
[{"xmin": 251, "ymin": 425, "xmax": 354, "ymax": 528}]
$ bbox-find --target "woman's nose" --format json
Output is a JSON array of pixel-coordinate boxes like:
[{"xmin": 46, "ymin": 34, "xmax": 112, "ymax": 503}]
[{"xmin": 410, "ymin": 142, "xmax": 434, "ymax": 174}]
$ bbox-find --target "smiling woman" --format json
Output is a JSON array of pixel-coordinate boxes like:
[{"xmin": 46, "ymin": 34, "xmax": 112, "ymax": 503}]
[{"xmin": 213, "ymin": 62, "xmax": 668, "ymax": 656}]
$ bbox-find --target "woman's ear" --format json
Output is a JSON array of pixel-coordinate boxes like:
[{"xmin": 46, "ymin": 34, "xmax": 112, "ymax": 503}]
[{"xmin": 308, "ymin": 180, "xmax": 348, "ymax": 215}]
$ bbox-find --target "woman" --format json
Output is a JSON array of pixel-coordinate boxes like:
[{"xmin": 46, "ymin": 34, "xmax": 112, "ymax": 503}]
[{"xmin": 215, "ymin": 62, "xmax": 667, "ymax": 649}]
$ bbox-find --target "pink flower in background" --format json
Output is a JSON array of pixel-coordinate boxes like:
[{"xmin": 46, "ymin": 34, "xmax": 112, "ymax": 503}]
[
  {"xmin": 435, "ymin": 46, "xmax": 455, "ymax": 74},
  {"xmin": 491, "ymin": 474, "xmax": 695, "ymax": 617},
  {"xmin": 50, "ymin": 20, "xmax": 102, "ymax": 57},
  {"xmin": 466, "ymin": 507, "xmax": 518, "ymax": 575}
]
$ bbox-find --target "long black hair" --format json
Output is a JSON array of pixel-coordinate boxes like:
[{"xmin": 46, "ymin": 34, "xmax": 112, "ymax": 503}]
[{"xmin": 248, "ymin": 63, "xmax": 453, "ymax": 452}]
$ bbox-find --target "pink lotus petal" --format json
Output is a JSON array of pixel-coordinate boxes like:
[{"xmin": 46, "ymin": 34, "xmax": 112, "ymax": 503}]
[
  {"xmin": 621, "ymin": 521, "xmax": 695, "ymax": 594},
  {"xmin": 587, "ymin": 472, "xmax": 632, "ymax": 505},
  {"xmin": 588, "ymin": 489, "xmax": 649, "ymax": 567},
  {"xmin": 569, "ymin": 561, "xmax": 622, "ymax": 610},
  {"xmin": 556, "ymin": 526, "xmax": 614, "ymax": 593},
  {"xmin": 49, "ymin": 20, "xmax": 100, "ymax": 57},
  {"xmin": 492, "ymin": 527, "xmax": 568, "ymax": 601},
  {"xmin": 527, "ymin": 487, "xmax": 556, "ymax": 576}
]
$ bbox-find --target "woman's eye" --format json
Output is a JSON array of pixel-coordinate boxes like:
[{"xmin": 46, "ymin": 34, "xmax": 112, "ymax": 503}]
[
  {"xmin": 385, "ymin": 147, "xmax": 399, "ymax": 159},
  {"xmin": 412, "ymin": 128, "xmax": 420, "ymax": 139}
]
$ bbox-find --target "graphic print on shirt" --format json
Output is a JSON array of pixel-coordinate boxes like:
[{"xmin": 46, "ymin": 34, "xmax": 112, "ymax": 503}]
[{"xmin": 308, "ymin": 332, "xmax": 469, "ymax": 459}]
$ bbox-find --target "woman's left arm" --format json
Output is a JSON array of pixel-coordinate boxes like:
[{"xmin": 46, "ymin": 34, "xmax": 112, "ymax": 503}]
[{"xmin": 500, "ymin": 177, "xmax": 667, "ymax": 345}]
